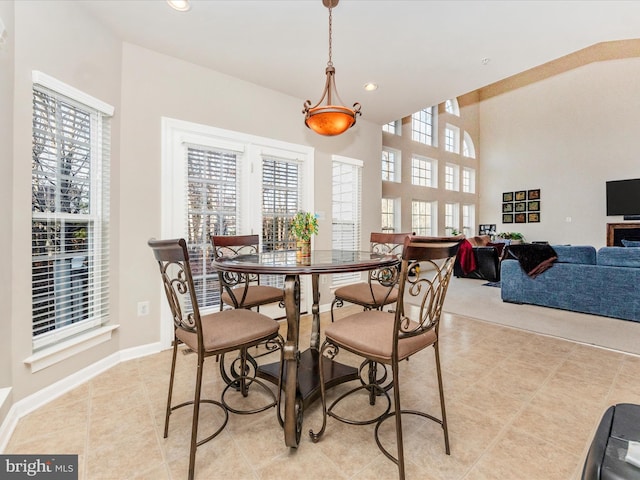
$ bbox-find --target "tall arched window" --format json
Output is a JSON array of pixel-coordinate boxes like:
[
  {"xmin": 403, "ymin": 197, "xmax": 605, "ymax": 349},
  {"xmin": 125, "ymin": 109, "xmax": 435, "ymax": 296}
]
[{"xmin": 463, "ymin": 131, "xmax": 476, "ymax": 158}]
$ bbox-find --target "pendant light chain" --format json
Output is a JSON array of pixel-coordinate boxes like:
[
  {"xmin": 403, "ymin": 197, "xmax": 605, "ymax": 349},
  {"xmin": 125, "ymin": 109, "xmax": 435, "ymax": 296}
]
[
  {"xmin": 302, "ymin": 0, "xmax": 361, "ymax": 136},
  {"xmin": 327, "ymin": 3, "xmax": 333, "ymax": 67}
]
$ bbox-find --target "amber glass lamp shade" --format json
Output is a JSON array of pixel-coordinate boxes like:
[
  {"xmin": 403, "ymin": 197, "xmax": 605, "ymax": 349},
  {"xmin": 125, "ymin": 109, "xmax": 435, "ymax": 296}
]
[
  {"xmin": 303, "ymin": 66, "xmax": 361, "ymax": 136},
  {"xmin": 305, "ymin": 106, "xmax": 357, "ymax": 136}
]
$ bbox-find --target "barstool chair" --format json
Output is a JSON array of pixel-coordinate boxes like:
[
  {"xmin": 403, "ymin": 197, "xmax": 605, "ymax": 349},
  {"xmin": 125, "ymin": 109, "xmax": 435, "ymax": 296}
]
[
  {"xmin": 309, "ymin": 235, "xmax": 460, "ymax": 480},
  {"xmin": 211, "ymin": 234, "xmax": 284, "ymax": 311},
  {"xmin": 149, "ymin": 238, "xmax": 283, "ymax": 480}
]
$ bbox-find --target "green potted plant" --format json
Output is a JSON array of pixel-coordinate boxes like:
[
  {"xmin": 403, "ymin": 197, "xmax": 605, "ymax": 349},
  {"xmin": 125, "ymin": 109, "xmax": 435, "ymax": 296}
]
[
  {"xmin": 290, "ymin": 211, "xmax": 319, "ymax": 259},
  {"xmin": 498, "ymin": 231, "xmax": 525, "ymax": 244}
]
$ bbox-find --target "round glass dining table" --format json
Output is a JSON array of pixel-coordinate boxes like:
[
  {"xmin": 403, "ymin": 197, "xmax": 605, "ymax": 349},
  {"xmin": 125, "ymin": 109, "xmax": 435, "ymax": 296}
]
[{"xmin": 214, "ymin": 249, "xmax": 400, "ymax": 448}]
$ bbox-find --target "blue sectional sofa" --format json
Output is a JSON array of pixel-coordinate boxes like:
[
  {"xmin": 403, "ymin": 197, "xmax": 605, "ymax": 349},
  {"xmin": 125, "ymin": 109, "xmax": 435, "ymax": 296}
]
[{"xmin": 501, "ymin": 245, "xmax": 640, "ymax": 322}]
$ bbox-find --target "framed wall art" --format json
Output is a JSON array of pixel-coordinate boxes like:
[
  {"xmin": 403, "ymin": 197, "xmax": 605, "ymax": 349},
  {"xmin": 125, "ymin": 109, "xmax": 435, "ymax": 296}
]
[
  {"xmin": 502, "ymin": 188, "xmax": 542, "ymax": 224},
  {"xmin": 479, "ymin": 224, "xmax": 497, "ymax": 235}
]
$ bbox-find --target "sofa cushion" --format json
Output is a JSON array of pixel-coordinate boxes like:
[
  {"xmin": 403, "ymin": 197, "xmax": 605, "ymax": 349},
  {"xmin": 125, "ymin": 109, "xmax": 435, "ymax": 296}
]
[
  {"xmin": 551, "ymin": 245, "xmax": 596, "ymax": 265},
  {"xmin": 622, "ymin": 239, "xmax": 640, "ymax": 247},
  {"xmin": 597, "ymin": 247, "xmax": 640, "ymax": 268}
]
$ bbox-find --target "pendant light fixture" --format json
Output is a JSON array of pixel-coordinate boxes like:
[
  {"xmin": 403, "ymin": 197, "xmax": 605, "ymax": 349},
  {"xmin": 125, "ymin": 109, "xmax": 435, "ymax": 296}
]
[{"xmin": 303, "ymin": 0, "xmax": 361, "ymax": 136}]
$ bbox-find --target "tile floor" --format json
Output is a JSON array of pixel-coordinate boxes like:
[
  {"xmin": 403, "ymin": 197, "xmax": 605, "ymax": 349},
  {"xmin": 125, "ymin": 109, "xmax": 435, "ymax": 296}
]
[{"xmin": 5, "ymin": 307, "xmax": 640, "ymax": 480}]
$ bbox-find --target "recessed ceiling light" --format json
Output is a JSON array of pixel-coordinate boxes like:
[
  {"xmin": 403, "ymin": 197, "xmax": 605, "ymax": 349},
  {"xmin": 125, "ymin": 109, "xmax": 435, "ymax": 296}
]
[
  {"xmin": 363, "ymin": 82, "xmax": 378, "ymax": 92},
  {"xmin": 167, "ymin": 0, "xmax": 191, "ymax": 12}
]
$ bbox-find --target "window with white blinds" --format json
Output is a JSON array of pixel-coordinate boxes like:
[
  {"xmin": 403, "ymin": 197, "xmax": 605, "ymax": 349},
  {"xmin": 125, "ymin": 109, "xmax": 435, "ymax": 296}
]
[
  {"xmin": 332, "ymin": 157, "xmax": 362, "ymax": 286},
  {"xmin": 262, "ymin": 156, "xmax": 301, "ymax": 252},
  {"xmin": 186, "ymin": 146, "xmax": 241, "ymax": 310},
  {"xmin": 261, "ymin": 155, "xmax": 304, "ymax": 290},
  {"xmin": 163, "ymin": 120, "xmax": 314, "ymax": 320},
  {"xmin": 31, "ymin": 73, "xmax": 113, "ymax": 350}
]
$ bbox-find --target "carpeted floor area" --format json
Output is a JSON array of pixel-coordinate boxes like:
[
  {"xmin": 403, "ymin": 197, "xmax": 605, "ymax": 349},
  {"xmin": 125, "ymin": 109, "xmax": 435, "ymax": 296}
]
[{"xmin": 444, "ymin": 276, "xmax": 640, "ymax": 356}]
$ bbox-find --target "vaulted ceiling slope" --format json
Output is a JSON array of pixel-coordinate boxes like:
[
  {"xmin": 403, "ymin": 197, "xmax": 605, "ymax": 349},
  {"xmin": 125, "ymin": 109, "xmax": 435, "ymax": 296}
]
[{"xmin": 78, "ymin": 0, "xmax": 640, "ymax": 124}]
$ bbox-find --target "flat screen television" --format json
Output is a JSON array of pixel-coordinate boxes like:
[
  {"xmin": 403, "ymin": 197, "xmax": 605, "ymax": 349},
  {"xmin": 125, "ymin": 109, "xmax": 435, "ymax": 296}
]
[{"xmin": 606, "ymin": 178, "xmax": 640, "ymax": 217}]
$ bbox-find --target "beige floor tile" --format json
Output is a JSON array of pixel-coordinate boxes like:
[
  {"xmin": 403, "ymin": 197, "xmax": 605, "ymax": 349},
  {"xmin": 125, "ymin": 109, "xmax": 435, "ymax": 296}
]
[
  {"xmin": 256, "ymin": 447, "xmax": 349, "ymax": 480},
  {"xmin": 465, "ymin": 427, "xmax": 581, "ymax": 480},
  {"xmin": 620, "ymin": 354, "xmax": 640, "ymax": 377},
  {"xmin": 509, "ymin": 392, "xmax": 602, "ymax": 457},
  {"xmin": 453, "ymin": 382, "xmax": 525, "ymax": 421},
  {"xmin": 8, "ymin": 398, "xmax": 89, "ymax": 447},
  {"xmin": 6, "ymin": 311, "xmax": 639, "ymax": 480},
  {"xmin": 129, "ymin": 464, "xmax": 171, "ymax": 480},
  {"xmin": 606, "ymin": 372, "xmax": 640, "ymax": 405},
  {"xmin": 85, "ymin": 428, "xmax": 165, "ymax": 480}
]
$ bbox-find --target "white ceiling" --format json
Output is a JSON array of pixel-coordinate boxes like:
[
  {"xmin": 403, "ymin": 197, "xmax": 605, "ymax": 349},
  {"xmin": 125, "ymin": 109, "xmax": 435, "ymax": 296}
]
[{"xmin": 78, "ymin": 0, "xmax": 640, "ymax": 125}]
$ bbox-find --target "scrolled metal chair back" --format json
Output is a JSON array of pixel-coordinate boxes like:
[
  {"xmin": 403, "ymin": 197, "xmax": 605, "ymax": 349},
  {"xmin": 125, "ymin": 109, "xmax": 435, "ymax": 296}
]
[
  {"xmin": 394, "ymin": 236, "xmax": 460, "ymax": 342},
  {"xmin": 149, "ymin": 239, "xmax": 202, "ymax": 338},
  {"xmin": 368, "ymin": 232, "xmax": 413, "ymax": 288},
  {"xmin": 212, "ymin": 235, "xmax": 261, "ymax": 292}
]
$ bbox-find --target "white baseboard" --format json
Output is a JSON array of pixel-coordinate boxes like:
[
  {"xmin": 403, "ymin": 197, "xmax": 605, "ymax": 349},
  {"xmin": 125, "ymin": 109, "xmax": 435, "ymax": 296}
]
[{"xmin": 0, "ymin": 341, "xmax": 164, "ymax": 452}]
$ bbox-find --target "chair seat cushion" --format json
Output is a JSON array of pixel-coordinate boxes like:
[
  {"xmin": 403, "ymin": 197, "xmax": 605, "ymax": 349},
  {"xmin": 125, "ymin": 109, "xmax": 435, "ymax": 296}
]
[
  {"xmin": 176, "ymin": 309, "xmax": 279, "ymax": 354},
  {"xmin": 323, "ymin": 310, "xmax": 436, "ymax": 363},
  {"xmin": 222, "ymin": 285, "xmax": 283, "ymax": 308},
  {"xmin": 333, "ymin": 282, "xmax": 398, "ymax": 307}
]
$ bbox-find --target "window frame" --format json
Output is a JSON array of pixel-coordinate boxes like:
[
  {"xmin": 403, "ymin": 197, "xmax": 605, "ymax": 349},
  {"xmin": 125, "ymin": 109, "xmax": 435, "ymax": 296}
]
[
  {"xmin": 411, "ymin": 107, "xmax": 436, "ymax": 146},
  {"xmin": 462, "ymin": 204, "xmax": 476, "ymax": 238},
  {"xmin": 411, "ymin": 155, "xmax": 437, "ymax": 188},
  {"xmin": 444, "ymin": 202, "xmax": 460, "ymax": 235},
  {"xmin": 382, "ymin": 120, "xmax": 401, "ymax": 135},
  {"xmin": 382, "ymin": 147, "xmax": 401, "ymax": 183},
  {"xmin": 162, "ymin": 118, "xmax": 314, "ymax": 347},
  {"xmin": 332, "ymin": 155, "xmax": 363, "ymax": 287},
  {"xmin": 444, "ymin": 163, "xmax": 460, "ymax": 192},
  {"xmin": 463, "ymin": 131, "xmax": 476, "ymax": 158},
  {"xmin": 31, "ymin": 71, "xmax": 114, "ymax": 351},
  {"xmin": 462, "ymin": 167, "xmax": 476, "ymax": 194},
  {"xmin": 444, "ymin": 123, "xmax": 460, "ymax": 154},
  {"xmin": 445, "ymin": 98, "xmax": 460, "ymax": 116},
  {"xmin": 381, "ymin": 197, "xmax": 400, "ymax": 233},
  {"xmin": 411, "ymin": 199, "xmax": 436, "ymax": 236}
]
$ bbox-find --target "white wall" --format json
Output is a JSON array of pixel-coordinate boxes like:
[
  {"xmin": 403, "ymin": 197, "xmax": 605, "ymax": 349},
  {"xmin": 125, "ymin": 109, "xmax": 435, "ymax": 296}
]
[
  {"xmin": 479, "ymin": 57, "xmax": 640, "ymax": 248},
  {"xmin": 0, "ymin": 0, "xmax": 15, "ymax": 419},
  {"xmin": 10, "ymin": 1, "xmax": 122, "ymax": 402}
]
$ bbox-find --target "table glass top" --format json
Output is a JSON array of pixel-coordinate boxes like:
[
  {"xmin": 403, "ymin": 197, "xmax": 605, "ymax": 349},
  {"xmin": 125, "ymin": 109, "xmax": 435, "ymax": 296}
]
[{"xmin": 214, "ymin": 249, "xmax": 399, "ymax": 275}]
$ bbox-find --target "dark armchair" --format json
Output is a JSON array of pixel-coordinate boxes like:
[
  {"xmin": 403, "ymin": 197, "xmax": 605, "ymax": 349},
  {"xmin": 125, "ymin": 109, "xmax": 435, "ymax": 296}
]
[{"xmin": 453, "ymin": 235, "xmax": 505, "ymax": 282}]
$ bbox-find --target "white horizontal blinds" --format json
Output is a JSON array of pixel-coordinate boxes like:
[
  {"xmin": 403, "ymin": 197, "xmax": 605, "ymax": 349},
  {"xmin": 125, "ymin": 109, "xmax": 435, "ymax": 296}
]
[
  {"xmin": 332, "ymin": 158, "xmax": 362, "ymax": 286},
  {"xmin": 262, "ymin": 156, "xmax": 301, "ymax": 251},
  {"xmin": 31, "ymin": 85, "xmax": 111, "ymax": 348},
  {"xmin": 261, "ymin": 155, "xmax": 302, "ymax": 289},
  {"xmin": 186, "ymin": 145, "xmax": 240, "ymax": 310}
]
